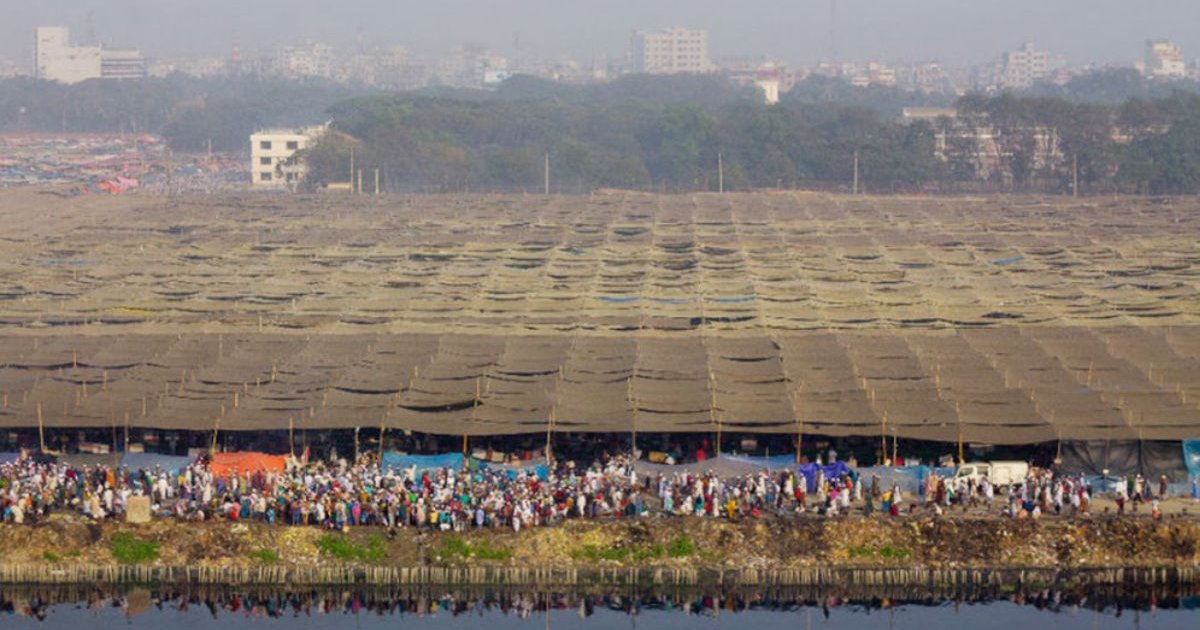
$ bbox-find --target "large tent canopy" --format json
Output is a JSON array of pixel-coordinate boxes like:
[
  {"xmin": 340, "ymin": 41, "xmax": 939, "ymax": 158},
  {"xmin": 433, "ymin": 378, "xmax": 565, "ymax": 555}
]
[{"xmin": 0, "ymin": 189, "xmax": 1198, "ymax": 444}]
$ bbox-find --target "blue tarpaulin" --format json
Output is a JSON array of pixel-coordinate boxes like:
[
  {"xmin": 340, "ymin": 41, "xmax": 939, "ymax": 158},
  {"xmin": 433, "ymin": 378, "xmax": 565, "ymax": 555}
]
[
  {"xmin": 1184, "ymin": 440, "xmax": 1200, "ymax": 480},
  {"xmin": 478, "ymin": 460, "xmax": 550, "ymax": 481},
  {"xmin": 855, "ymin": 465, "xmax": 958, "ymax": 497},
  {"xmin": 0, "ymin": 452, "xmax": 20, "ymax": 465},
  {"xmin": 120, "ymin": 453, "xmax": 194, "ymax": 474},
  {"xmin": 382, "ymin": 452, "xmax": 465, "ymax": 474},
  {"xmin": 721, "ymin": 453, "xmax": 798, "ymax": 470},
  {"xmin": 796, "ymin": 461, "xmax": 854, "ymax": 493}
]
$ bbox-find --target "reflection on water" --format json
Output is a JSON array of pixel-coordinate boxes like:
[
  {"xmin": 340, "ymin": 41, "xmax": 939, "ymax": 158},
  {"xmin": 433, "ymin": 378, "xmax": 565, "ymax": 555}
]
[{"xmin": 1, "ymin": 584, "xmax": 1198, "ymax": 628}]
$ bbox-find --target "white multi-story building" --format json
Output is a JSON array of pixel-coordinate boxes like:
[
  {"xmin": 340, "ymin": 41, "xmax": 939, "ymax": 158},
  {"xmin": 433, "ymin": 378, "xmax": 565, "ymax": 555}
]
[
  {"xmin": 250, "ymin": 124, "xmax": 329, "ymax": 189},
  {"xmin": 34, "ymin": 26, "xmax": 144, "ymax": 84},
  {"xmin": 1000, "ymin": 42, "xmax": 1049, "ymax": 89},
  {"xmin": 278, "ymin": 42, "xmax": 335, "ymax": 79},
  {"xmin": 631, "ymin": 27, "xmax": 714, "ymax": 74},
  {"xmin": 1145, "ymin": 40, "xmax": 1186, "ymax": 79}
]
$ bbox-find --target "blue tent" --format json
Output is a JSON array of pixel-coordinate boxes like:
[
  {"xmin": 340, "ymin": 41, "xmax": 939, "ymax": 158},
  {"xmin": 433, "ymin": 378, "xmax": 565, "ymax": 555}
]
[
  {"xmin": 796, "ymin": 461, "xmax": 854, "ymax": 493},
  {"xmin": 0, "ymin": 452, "xmax": 20, "ymax": 465}
]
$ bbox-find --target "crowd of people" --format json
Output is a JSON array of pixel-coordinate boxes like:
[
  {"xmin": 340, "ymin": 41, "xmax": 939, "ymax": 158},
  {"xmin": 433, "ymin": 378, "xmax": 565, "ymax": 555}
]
[{"xmin": 1, "ymin": 451, "xmax": 1197, "ymax": 528}]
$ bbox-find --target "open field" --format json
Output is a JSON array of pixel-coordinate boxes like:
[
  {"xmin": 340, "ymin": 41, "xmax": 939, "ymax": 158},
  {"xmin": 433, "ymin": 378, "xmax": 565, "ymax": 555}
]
[{"xmin": 0, "ymin": 189, "xmax": 1198, "ymax": 441}]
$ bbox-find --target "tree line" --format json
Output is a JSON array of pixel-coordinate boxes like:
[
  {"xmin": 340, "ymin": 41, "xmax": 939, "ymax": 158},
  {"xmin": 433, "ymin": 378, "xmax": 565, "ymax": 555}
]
[
  {"xmin": 310, "ymin": 77, "xmax": 1200, "ymax": 195},
  {"xmin": 2, "ymin": 71, "xmax": 1199, "ymax": 194}
]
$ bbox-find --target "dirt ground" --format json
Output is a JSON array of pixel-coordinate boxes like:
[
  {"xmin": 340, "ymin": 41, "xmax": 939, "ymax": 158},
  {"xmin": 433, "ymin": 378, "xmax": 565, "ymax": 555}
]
[{"xmin": 1, "ymin": 510, "xmax": 1197, "ymax": 571}]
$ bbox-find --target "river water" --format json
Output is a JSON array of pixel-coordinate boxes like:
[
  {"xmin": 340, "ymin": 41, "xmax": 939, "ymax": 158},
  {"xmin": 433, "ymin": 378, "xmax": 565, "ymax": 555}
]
[{"xmin": 2, "ymin": 586, "xmax": 1197, "ymax": 629}]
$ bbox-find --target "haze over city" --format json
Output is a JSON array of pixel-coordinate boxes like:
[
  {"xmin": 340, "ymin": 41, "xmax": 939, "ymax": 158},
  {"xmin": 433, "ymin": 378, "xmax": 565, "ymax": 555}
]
[{"xmin": 3, "ymin": 0, "xmax": 1199, "ymax": 68}]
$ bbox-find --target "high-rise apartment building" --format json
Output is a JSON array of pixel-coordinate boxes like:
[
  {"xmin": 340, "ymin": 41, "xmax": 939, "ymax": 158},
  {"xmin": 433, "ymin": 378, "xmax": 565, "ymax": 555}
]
[
  {"xmin": 1145, "ymin": 40, "xmax": 1186, "ymax": 79},
  {"xmin": 1000, "ymin": 42, "xmax": 1049, "ymax": 89},
  {"xmin": 631, "ymin": 27, "xmax": 713, "ymax": 74},
  {"xmin": 34, "ymin": 26, "xmax": 145, "ymax": 84}
]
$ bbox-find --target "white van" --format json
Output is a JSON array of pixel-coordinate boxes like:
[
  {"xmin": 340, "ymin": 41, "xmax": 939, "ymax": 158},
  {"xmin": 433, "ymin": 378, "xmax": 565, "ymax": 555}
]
[{"xmin": 955, "ymin": 461, "xmax": 1029, "ymax": 486}]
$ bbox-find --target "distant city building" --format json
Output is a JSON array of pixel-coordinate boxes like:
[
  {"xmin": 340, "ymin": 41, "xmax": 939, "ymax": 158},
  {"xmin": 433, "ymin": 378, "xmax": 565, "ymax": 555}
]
[
  {"xmin": 337, "ymin": 46, "xmax": 418, "ymax": 88},
  {"xmin": 866, "ymin": 62, "xmax": 896, "ymax": 87},
  {"xmin": 147, "ymin": 57, "xmax": 228, "ymax": 79},
  {"xmin": 1144, "ymin": 40, "xmax": 1187, "ymax": 79},
  {"xmin": 900, "ymin": 107, "xmax": 958, "ymax": 123},
  {"xmin": 278, "ymin": 42, "xmax": 335, "ymax": 79},
  {"xmin": 34, "ymin": 26, "xmax": 145, "ymax": 84},
  {"xmin": 904, "ymin": 62, "xmax": 952, "ymax": 93},
  {"xmin": 1000, "ymin": 42, "xmax": 1050, "ymax": 89},
  {"xmin": 250, "ymin": 124, "xmax": 329, "ymax": 189},
  {"xmin": 722, "ymin": 59, "xmax": 790, "ymax": 104},
  {"xmin": 631, "ymin": 27, "xmax": 714, "ymax": 74}
]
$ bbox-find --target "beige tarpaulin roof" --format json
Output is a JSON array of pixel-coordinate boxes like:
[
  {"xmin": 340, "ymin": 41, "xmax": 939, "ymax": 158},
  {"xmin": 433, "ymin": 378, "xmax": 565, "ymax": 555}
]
[{"xmin": 0, "ymin": 189, "xmax": 1198, "ymax": 443}]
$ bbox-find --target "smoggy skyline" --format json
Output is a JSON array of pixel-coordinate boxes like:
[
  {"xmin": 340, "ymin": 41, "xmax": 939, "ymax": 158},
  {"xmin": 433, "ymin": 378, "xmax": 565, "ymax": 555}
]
[{"xmin": 3, "ymin": 0, "xmax": 1198, "ymax": 69}]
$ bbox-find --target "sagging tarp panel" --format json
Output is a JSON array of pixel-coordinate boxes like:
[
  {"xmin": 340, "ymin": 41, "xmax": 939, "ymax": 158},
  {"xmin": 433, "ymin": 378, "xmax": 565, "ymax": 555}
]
[
  {"xmin": 553, "ymin": 336, "xmax": 635, "ymax": 432},
  {"xmin": 0, "ymin": 328, "xmax": 1197, "ymax": 442},
  {"xmin": 776, "ymin": 333, "xmax": 879, "ymax": 437},
  {"xmin": 5, "ymin": 191, "xmax": 1200, "ymax": 336},
  {"xmin": 1058, "ymin": 440, "xmax": 1189, "ymax": 479}
]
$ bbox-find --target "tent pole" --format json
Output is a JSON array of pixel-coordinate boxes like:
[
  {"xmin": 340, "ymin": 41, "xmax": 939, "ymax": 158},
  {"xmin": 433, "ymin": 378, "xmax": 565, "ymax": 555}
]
[
  {"xmin": 210, "ymin": 417, "xmax": 220, "ymax": 454},
  {"xmin": 37, "ymin": 402, "xmax": 45, "ymax": 453},
  {"xmin": 124, "ymin": 412, "xmax": 130, "ymax": 453},
  {"xmin": 545, "ymin": 409, "xmax": 554, "ymax": 464},
  {"xmin": 796, "ymin": 419, "xmax": 803, "ymax": 465},
  {"xmin": 880, "ymin": 412, "xmax": 888, "ymax": 466},
  {"xmin": 288, "ymin": 417, "xmax": 295, "ymax": 458},
  {"xmin": 378, "ymin": 420, "xmax": 386, "ymax": 462},
  {"xmin": 354, "ymin": 426, "xmax": 360, "ymax": 463}
]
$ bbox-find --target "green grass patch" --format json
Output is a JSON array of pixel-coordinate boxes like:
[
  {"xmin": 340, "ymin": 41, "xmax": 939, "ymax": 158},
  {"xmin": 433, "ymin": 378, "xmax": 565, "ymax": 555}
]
[
  {"xmin": 570, "ymin": 536, "xmax": 694, "ymax": 563},
  {"xmin": 45, "ymin": 549, "xmax": 82, "ymax": 563},
  {"xmin": 438, "ymin": 536, "xmax": 512, "ymax": 561},
  {"xmin": 848, "ymin": 545, "xmax": 911, "ymax": 560},
  {"xmin": 314, "ymin": 534, "xmax": 387, "ymax": 562},
  {"xmin": 247, "ymin": 548, "xmax": 280, "ymax": 564},
  {"xmin": 110, "ymin": 532, "xmax": 160, "ymax": 564},
  {"xmin": 667, "ymin": 534, "xmax": 696, "ymax": 558}
]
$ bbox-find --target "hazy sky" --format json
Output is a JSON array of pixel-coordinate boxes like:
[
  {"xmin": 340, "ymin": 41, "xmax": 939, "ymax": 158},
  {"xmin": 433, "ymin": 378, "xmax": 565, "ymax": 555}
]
[{"xmin": 3, "ymin": 0, "xmax": 1198, "ymax": 69}]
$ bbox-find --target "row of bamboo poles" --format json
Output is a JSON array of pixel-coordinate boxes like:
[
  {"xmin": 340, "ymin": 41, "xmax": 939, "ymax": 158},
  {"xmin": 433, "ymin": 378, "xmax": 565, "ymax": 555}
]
[{"xmin": 0, "ymin": 564, "xmax": 1195, "ymax": 587}]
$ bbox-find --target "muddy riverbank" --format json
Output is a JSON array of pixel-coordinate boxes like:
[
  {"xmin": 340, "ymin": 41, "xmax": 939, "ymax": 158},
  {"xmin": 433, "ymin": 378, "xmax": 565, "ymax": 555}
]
[{"xmin": 1, "ymin": 515, "xmax": 1197, "ymax": 586}]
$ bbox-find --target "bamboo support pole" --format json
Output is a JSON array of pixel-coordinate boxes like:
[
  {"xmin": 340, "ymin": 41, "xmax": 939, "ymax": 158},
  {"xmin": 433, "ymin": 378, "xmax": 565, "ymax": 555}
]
[
  {"xmin": 37, "ymin": 402, "xmax": 45, "ymax": 453},
  {"xmin": 880, "ymin": 411, "xmax": 888, "ymax": 465}
]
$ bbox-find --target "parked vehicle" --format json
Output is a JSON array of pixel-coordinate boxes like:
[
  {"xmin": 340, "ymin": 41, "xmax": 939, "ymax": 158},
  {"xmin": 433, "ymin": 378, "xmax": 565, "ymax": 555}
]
[{"xmin": 954, "ymin": 461, "xmax": 1029, "ymax": 486}]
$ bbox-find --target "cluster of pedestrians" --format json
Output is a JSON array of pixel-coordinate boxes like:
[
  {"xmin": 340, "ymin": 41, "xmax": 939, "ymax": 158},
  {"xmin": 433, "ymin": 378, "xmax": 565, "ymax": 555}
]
[
  {"xmin": 2, "ymin": 452, "xmax": 1196, "ymax": 527},
  {"xmin": 0, "ymin": 453, "xmax": 858, "ymax": 529}
]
